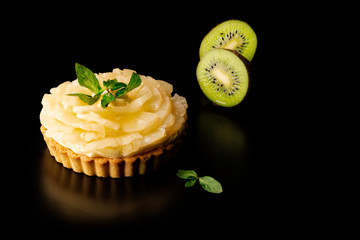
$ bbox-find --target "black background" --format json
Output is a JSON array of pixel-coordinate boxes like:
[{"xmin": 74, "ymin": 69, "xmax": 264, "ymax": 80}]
[{"xmin": 5, "ymin": 2, "xmax": 338, "ymax": 237}]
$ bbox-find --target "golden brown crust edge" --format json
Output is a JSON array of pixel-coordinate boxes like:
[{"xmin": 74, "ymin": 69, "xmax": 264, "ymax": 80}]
[{"xmin": 40, "ymin": 125, "xmax": 178, "ymax": 178}]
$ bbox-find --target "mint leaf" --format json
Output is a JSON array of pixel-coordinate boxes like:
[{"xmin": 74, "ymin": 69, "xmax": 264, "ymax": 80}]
[
  {"xmin": 185, "ymin": 176, "xmax": 198, "ymax": 187},
  {"xmin": 88, "ymin": 92, "xmax": 102, "ymax": 105},
  {"xmin": 115, "ymin": 87, "xmax": 127, "ymax": 98},
  {"xmin": 67, "ymin": 93, "xmax": 92, "ymax": 103},
  {"xmin": 176, "ymin": 170, "xmax": 223, "ymax": 194},
  {"xmin": 103, "ymin": 79, "xmax": 127, "ymax": 91},
  {"xmin": 176, "ymin": 169, "xmax": 198, "ymax": 180},
  {"xmin": 124, "ymin": 72, "xmax": 142, "ymax": 94},
  {"xmin": 115, "ymin": 73, "xmax": 141, "ymax": 98},
  {"xmin": 69, "ymin": 64, "xmax": 142, "ymax": 108},
  {"xmin": 67, "ymin": 93, "xmax": 101, "ymax": 105},
  {"xmin": 112, "ymin": 82, "xmax": 127, "ymax": 91},
  {"xmin": 101, "ymin": 92, "xmax": 116, "ymax": 108},
  {"xmin": 103, "ymin": 79, "xmax": 118, "ymax": 89},
  {"xmin": 75, "ymin": 63, "xmax": 102, "ymax": 94},
  {"xmin": 199, "ymin": 176, "xmax": 223, "ymax": 194}
]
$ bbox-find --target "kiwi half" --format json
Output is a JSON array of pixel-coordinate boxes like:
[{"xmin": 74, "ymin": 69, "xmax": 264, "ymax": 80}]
[
  {"xmin": 199, "ymin": 20, "xmax": 257, "ymax": 62},
  {"xmin": 196, "ymin": 48, "xmax": 249, "ymax": 107}
]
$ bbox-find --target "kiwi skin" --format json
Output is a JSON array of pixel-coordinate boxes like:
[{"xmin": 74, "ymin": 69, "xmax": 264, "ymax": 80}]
[
  {"xmin": 228, "ymin": 49, "xmax": 253, "ymax": 80},
  {"xmin": 227, "ymin": 49, "xmax": 252, "ymax": 71},
  {"xmin": 196, "ymin": 48, "xmax": 251, "ymax": 107}
]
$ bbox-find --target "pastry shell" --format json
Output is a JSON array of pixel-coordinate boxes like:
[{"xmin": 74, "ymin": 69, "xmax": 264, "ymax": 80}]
[{"xmin": 40, "ymin": 126, "xmax": 179, "ymax": 178}]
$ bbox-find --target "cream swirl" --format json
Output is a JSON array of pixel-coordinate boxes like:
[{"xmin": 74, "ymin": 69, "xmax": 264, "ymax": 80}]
[{"xmin": 40, "ymin": 69, "xmax": 187, "ymax": 158}]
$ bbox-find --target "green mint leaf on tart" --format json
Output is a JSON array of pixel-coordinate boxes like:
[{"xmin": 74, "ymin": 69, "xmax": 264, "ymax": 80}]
[
  {"xmin": 67, "ymin": 92, "xmax": 101, "ymax": 105},
  {"xmin": 176, "ymin": 169, "xmax": 223, "ymax": 194},
  {"xmin": 100, "ymin": 74, "xmax": 140, "ymax": 108},
  {"xmin": 101, "ymin": 92, "xmax": 116, "ymax": 108},
  {"xmin": 68, "ymin": 63, "xmax": 142, "ymax": 108},
  {"xmin": 113, "ymin": 82, "xmax": 127, "ymax": 90},
  {"xmin": 103, "ymin": 79, "xmax": 127, "ymax": 91},
  {"xmin": 115, "ymin": 87, "xmax": 127, "ymax": 98},
  {"xmin": 126, "ymin": 72, "xmax": 142, "ymax": 93},
  {"xmin": 89, "ymin": 92, "xmax": 103, "ymax": 105},
  {"xmin": 114, "ymin": 72, "xmax": 142, "ymax": 98},
  {"xmin": 67, "ymin": 93, "xmax": 93, "ymax": 104},
  {"xmin": 75, "ymin": 63, "xmax": 102, "ymax": 94}
]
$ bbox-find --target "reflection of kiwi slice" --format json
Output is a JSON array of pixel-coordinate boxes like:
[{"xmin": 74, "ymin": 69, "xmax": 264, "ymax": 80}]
[
  {"xmin": 199, "ymin": 20, "xmax": 257, "ymax": 62},
  {"xmin": 196, "ymin": 48, "xmax": 249, "ymax": 107}
]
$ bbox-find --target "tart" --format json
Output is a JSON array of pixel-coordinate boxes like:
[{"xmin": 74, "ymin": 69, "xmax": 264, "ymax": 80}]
[{"xmin": 40, "ymin": 68, "xmax": 187, "ymax": 178}]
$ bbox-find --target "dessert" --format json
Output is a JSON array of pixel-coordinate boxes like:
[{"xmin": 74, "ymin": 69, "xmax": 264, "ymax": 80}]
[{"xmin": 40, "ymin": 65, "xmax": 187, "ymax": 178}]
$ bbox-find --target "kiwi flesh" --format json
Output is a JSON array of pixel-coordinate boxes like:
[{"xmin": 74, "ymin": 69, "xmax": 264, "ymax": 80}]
[
  {"xmin": 199, "ymin": 20, "xmax": 257, "ymax": 62},
  {"xmin": 196, "ymin": 48, "xmax": 249, "ymax": 107}
]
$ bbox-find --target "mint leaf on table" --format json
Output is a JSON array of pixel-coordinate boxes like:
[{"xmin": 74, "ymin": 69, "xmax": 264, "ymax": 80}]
[
  {"xmin": 185, "ymin": 177, "xmax": 198, "ymax": 187},
  {"xmin": 68, "ymin": 63, "xmax": 141, "ymax": 108},
  {"xmin": 199, "ymin": 176, "xmax": 223, "ymax": 194},
  {"xmin": 176, "ymin": 169, "xmax": 223, "ymax": 194},
  {"xmin": 176, "ymin": 169, "xmax": 197, "ymax": 179}
]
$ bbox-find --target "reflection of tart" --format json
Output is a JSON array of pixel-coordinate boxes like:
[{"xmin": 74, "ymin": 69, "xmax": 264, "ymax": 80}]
[
  {"xmin": 40, "ymin": 147, "xmax": 183, "ymax": 224},
  {"xmin": 40, "ymin": 68, "xmax": 187, "ymax": 177}
]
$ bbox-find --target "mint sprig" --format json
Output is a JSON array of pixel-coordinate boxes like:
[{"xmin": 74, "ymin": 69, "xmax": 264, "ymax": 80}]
[
  {"xmin": 68, "ymin": 63, "xmax": 141, "ymax": 108},
  {"xmin": 75, "ymin": 63, "xmax": 102, "ymax": 93},
  {"xmin": 176, "ymin": 169, "xmax": 223, "ymax": 194}
]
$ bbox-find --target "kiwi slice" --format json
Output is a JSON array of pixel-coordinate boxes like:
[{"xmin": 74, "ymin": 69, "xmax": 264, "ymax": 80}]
[
  {"xmin": 199, "ymin": 20, "xmax": 257, "ymax": 62},
  {"xmin": 196, "ymin": 48, "xmax": 249, "ymax": 107}
]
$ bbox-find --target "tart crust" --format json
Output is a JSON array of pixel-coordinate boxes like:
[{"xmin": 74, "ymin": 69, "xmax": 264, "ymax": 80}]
[{"xmin": 40, "ymin": 125, "xmax": 177, "ymax": 178}]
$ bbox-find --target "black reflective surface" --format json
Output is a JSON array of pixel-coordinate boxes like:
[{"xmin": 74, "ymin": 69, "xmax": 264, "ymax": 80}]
[
  {"xmin": 10, "ymin": 4, "xmax": 317, "ymax": 236},
  {"xmin": 38, "ymin": 148, "xmax": 184, "ymax": 227},
  {"xmin": 24, "ymin": 102, "xmax": 264, "ymax": 232}
]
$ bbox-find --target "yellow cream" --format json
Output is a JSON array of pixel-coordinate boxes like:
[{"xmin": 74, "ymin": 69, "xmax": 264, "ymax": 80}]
[{"xmin": 40, "ymin": 69, "xmax": 187, "ymax": 158}]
